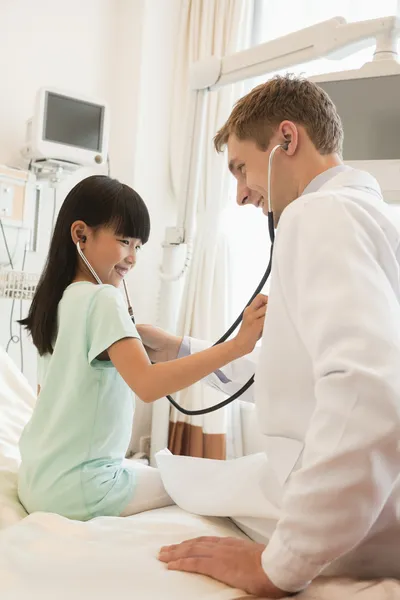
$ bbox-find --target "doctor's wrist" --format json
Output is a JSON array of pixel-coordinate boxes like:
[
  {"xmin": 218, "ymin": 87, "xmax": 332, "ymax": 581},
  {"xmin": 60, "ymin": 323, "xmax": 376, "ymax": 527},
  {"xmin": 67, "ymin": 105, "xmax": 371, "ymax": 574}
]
[{"xmin": 167, "ymin": 335, "xmax": 184, "ymax": 361}]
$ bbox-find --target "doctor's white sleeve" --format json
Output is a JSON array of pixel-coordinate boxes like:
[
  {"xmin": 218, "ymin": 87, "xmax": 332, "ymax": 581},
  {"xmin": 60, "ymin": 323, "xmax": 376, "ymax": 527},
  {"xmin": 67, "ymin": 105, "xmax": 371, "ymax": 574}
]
[
  {"xmin": 179, "ymin": 337, "xmax": 259, "ymax": 401},
  {"xmin": 261, "ymin": 195, "xmax": 400, "ymax": 593}
]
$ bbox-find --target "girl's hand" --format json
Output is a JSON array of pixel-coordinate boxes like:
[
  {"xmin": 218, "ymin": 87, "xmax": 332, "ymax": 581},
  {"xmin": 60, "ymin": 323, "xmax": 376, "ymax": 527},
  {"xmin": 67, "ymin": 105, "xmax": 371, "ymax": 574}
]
[
  {"xmin": 109, "ymin": 295, "xmax": 267, "ymax": 403},
  {"xmin": 234, "ymin": 294, "xmax": 268, "ymax": 356}
]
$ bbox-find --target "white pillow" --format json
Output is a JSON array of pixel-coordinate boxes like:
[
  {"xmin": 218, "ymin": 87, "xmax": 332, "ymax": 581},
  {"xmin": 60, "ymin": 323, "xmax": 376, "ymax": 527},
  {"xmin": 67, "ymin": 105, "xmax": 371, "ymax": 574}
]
[
  {"xmin": 0, "ymin": 346, "xmax": 35, "ymax": 527},
  {"xmin": 155, "ymin": 449, "xmax": 281, "ymax": 521}
]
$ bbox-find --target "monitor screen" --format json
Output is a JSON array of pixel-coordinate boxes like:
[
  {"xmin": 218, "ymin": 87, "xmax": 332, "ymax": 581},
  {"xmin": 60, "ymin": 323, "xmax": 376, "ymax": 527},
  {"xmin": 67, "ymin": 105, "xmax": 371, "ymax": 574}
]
[
  {"xmin": 319, "ymin": 74, "xmax": 400, "ymax": 161},
  {"xmin": 43, "ymin": 92, "xmax": 104, "ymax": 152}
]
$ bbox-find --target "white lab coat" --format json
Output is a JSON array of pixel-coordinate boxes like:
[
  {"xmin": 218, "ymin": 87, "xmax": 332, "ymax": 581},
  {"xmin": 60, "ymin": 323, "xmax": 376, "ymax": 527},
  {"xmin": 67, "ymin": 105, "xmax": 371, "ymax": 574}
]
[{"xmin": 190, "ymin": 168, "xmax": 400, "ymax": 592}]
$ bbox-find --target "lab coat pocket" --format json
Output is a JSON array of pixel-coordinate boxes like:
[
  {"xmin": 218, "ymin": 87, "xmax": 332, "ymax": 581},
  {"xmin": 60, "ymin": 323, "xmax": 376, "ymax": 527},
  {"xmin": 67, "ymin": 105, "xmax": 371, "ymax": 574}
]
[{"xmin": 265, "ymin": 436, "xmax": 304, "ymax": 488}]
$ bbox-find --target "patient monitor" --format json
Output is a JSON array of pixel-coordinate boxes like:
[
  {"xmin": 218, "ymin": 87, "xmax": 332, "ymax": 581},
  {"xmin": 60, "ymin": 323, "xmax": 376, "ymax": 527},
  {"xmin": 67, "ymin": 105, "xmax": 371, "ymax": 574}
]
[{"xmin": 21, "ymin": 88, "xmax": 110, "ymax": 169}]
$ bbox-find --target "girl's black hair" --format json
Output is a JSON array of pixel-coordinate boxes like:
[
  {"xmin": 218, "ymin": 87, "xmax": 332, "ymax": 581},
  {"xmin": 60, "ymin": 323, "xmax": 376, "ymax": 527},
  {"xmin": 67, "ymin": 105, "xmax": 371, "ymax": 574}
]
[{"xmin": 20, "ymin": 175, "xmax": 150, "ymax": 356}]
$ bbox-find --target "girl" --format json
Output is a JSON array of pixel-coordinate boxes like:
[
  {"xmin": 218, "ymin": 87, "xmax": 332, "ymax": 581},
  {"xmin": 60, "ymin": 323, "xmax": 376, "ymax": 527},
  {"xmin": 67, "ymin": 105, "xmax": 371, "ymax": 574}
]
[{"xmin": 18, "ymin": 175, "xmax": 266, "ymax": 521}]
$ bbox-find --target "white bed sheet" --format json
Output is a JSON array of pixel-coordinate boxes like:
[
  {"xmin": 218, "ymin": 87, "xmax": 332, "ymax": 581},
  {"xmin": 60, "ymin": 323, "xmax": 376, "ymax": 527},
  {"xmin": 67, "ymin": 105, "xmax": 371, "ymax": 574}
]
[
  {"xmin": 0, "ymin": 349, "xmax": 399, "ymax": 599},
  {"xmin": 1, "ymin": 505, "xmax": 399, "ymax": 600}
]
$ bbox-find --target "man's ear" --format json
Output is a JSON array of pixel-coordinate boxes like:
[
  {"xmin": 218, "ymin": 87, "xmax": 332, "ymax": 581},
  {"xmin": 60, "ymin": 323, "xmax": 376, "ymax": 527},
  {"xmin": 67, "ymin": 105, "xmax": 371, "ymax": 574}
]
[{"xmin": 280, "ymin": 121, "xmax": 298, "ymax": 155}]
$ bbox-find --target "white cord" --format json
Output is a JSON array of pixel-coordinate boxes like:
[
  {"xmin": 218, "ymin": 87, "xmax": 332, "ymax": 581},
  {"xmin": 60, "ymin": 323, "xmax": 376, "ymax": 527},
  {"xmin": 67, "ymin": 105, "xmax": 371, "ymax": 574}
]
[
  {"xmin": 18, "ymin": 244, "xmax": 28, "ymax": 373},
  {"xmin": 0, "ymin": 218, "xmax": 14, "ymax": 269},
  {"xmin": 0, "ymin": 224, "xmax": 21, "ymax": 268},
  {"xmin": 158, "ymin": 238, "xmax": 194, "ymax": 283},
  {"xmin": 1, "ymin": 219, "xmax": 30, "ymax": 371}
]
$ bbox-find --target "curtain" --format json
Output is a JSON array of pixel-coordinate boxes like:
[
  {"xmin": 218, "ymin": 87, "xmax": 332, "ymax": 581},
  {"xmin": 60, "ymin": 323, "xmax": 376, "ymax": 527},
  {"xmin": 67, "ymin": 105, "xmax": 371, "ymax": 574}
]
[{"xmin": 168, "ymin": 0, "xmax": 254, "ymax": 459}]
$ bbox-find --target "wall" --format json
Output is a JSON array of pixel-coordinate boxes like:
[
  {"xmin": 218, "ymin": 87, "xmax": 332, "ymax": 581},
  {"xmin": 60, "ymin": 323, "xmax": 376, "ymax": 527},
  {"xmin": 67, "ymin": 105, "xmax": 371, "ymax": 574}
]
[
  {"xmin": 0, "ymin": 0, "xmax": 181, "ymax": 411},
  {"xmin": 0, "ymin": 0, "xmax": 116, "ymax": 167}
]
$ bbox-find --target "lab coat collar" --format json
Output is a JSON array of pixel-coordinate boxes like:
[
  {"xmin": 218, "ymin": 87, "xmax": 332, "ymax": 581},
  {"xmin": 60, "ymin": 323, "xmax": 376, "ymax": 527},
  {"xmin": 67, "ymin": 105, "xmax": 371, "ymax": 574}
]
[
  {"xmin": 302, "ymin": 165, "xmax": 350, "ymax": 195},
  {"xmin": 317, "ymin": 166, "xmax": 383, "ymax": 200}
]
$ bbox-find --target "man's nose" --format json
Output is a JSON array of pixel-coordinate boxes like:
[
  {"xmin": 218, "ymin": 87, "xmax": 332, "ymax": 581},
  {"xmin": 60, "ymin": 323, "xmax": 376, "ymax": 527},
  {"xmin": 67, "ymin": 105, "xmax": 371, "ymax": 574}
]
[
  {"xmin": 237, "ymin": 185, "xmax": 251, "ymax": 206},
  {"xmin": 237, "ymin": 187, "xmax": 259, "ymax": 207}
]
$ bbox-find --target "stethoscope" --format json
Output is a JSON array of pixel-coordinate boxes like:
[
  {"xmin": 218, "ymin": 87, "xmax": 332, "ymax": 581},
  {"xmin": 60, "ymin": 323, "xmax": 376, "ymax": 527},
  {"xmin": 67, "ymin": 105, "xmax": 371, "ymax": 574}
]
[{"xmin": 77, "ymin": 141, "xmax": 288, "ymax": 416}]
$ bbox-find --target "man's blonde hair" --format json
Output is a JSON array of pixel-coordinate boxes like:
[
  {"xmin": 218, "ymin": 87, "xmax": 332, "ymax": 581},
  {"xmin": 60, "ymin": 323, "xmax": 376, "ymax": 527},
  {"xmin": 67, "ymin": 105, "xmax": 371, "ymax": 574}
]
[{"xmin": 214, "ymin": 74, "xmax": 343, "ymax": 155}]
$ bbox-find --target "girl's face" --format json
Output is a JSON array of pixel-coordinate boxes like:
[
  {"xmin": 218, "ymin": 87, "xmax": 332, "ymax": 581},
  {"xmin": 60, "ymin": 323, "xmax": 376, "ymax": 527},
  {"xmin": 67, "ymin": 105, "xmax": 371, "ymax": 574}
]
[{"xmin": 76, "ymin": 226, "xmax": 142, "ymax": 287}]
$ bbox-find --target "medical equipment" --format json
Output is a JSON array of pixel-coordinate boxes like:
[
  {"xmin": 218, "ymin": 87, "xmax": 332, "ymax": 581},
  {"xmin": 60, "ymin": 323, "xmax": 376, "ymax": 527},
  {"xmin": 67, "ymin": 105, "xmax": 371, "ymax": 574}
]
[
  {"xmin": 0, "ymin": 165, "xmax": 40, "ymax": 373},
  {"xmin": 0, "ymin": 271, "xmax": 39, "ymax": 301},
  {"xmin": 0, "ymin": 165, "xmax": 36, "ymax": 234},
  {"xmin": 21, "ymin": 88, "xmax": 110, "ymax": 169},
  {"xmin": 151, "ymin": 14, "xmax": 400, "ymax": 459}
]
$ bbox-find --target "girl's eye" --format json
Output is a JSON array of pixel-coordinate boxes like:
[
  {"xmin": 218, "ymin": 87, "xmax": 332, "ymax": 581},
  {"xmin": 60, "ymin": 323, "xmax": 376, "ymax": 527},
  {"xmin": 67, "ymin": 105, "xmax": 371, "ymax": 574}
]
[
  {"xmin": 135, "ymin": 245, "xmax": 142, "ymax": 252},
  {"xmin": 119, "ymin": 239, "xmax": 130, "ymax": 246}
]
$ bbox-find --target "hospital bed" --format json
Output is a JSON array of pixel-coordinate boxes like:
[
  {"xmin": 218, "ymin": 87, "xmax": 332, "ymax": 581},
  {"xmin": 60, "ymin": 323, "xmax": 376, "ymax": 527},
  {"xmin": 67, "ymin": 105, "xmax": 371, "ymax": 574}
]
[{"xmin": 0, "ymin": 346, "xmax": 398, "ymax": 599}]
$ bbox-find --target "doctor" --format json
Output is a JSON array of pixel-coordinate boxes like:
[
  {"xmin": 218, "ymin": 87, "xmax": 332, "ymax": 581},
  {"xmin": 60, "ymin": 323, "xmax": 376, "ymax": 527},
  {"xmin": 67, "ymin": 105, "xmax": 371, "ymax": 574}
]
[{"xmin": 139, "ymin": 74, "xmax": 400, "ymax": 597}]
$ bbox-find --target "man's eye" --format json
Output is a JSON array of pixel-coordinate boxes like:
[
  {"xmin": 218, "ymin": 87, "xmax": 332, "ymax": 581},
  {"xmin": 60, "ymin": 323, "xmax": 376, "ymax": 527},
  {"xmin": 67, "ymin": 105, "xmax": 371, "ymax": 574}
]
[{"xmin": 238, "ymin": 165, "xmax": 246, "ymax": 175}]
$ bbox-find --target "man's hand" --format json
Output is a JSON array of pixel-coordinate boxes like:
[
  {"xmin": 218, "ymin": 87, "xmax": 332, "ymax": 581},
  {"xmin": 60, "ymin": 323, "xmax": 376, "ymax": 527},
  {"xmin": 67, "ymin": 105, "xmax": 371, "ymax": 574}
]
[
  {"xmin": 158, "ymin": 536, "xmax": 287, "ymax": 598},
  {"xmin": 136, "ymin": 324, "xmax": 183, "ymax": 362}
]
